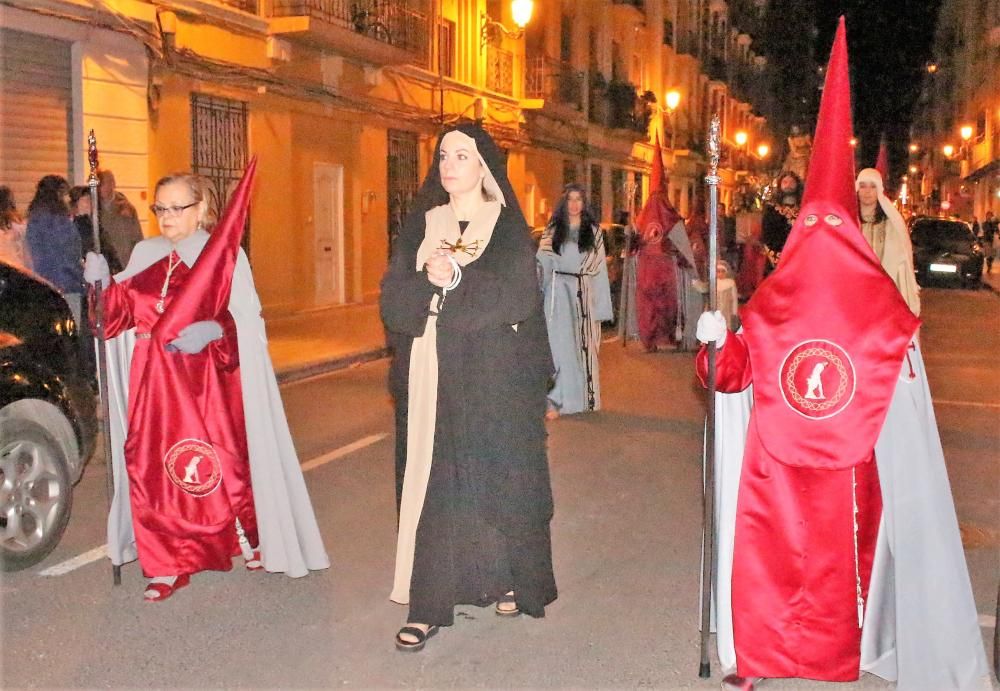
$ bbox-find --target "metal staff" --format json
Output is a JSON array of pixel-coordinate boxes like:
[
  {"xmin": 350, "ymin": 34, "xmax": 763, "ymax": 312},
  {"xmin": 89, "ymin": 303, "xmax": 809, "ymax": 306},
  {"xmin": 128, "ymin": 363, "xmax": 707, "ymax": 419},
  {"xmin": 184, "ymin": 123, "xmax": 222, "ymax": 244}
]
[
  {"xmin": 698, "ymin": 113, "xmax": 721, "ymax": 678},
  {"xmin": 619, "ymin": 179, "xmax": 637, "ymax": 345},
  {"xmin": 88, "ymin": 131, "xmax": 122, "ymax": 586}
]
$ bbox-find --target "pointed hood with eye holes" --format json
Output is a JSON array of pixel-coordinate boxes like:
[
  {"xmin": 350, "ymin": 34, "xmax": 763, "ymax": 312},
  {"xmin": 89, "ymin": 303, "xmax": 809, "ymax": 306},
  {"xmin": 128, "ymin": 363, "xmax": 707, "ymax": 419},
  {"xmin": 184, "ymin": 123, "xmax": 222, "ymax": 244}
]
[{"xmin": 739, "ymin": 17, "xmax": 920, "ymax": 471}]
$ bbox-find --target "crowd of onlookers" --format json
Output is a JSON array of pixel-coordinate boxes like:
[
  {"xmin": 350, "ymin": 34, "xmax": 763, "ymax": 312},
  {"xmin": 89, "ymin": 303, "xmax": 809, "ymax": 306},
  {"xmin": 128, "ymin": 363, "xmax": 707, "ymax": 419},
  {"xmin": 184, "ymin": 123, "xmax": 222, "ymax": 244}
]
[{"xmin": 0, "ymin": 171, "xmax": 143, "ymax": 377}]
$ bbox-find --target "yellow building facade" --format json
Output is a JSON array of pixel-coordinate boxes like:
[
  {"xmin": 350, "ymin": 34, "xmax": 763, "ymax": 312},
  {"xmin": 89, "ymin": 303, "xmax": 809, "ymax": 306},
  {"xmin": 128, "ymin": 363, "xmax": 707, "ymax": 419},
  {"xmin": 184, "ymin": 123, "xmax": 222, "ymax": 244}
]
[{"xmin": 0, "ymin": 0, "xmax": 771, "ymax": 316}]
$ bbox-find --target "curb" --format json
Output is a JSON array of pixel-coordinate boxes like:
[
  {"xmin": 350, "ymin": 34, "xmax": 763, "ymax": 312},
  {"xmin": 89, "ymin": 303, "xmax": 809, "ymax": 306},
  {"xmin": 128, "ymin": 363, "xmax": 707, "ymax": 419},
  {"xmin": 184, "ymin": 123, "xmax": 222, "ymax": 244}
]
[{"xmin": 275, "ymin": 347, "xmax": 391, "ymax": 385}]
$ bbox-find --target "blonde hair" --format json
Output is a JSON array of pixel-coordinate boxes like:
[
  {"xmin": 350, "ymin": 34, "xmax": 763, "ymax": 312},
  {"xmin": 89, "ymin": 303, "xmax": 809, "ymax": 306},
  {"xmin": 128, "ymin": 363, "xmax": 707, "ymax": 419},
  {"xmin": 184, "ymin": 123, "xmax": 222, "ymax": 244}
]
[{"xmin": 153, "ymin": 173, "xmax": 219, "ymax": 230}]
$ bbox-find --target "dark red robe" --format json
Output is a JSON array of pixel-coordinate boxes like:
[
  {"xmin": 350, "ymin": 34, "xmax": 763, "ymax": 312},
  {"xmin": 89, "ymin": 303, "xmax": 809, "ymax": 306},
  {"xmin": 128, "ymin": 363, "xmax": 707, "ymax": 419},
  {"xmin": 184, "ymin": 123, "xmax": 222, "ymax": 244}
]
[{"xmin": 102, "ymin": 257, "xmax": 258, "ymax": 577}]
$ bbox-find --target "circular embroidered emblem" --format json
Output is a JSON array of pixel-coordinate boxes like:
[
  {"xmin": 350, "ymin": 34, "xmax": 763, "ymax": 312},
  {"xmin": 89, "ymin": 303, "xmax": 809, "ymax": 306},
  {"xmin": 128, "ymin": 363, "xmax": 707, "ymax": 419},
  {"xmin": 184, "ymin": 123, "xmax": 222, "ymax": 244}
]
[
  {"xmin": 164, "ymin": 439, "xmax": 222, "ymax": 497},
  {"xmin": 778, "ymin": 340, "xmax": 856, "ymax": 420}
]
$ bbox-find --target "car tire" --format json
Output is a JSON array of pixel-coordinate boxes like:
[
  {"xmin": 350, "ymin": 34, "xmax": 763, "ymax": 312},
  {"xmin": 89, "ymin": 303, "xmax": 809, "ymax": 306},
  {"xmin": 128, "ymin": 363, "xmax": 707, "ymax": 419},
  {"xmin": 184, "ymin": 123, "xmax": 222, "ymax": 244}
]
[{"xmin": 0, "ymin": 416, "xmax": 73, "ymax": 572}]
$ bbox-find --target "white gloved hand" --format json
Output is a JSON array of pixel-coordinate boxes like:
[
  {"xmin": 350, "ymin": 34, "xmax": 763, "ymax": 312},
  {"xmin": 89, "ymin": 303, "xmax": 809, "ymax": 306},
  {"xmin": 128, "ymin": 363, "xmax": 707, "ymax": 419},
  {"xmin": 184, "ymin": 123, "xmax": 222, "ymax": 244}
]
[
  {"xmin": 695, "ymin": 310, "xmax": 727, "ymax": 348},
  {"xmin": 167, "ymin": 320, "xmax": 224, "ymax": 354},
  {"xmin": 83, "ymin": 252, "xmax": 110, "ymax": 286}
]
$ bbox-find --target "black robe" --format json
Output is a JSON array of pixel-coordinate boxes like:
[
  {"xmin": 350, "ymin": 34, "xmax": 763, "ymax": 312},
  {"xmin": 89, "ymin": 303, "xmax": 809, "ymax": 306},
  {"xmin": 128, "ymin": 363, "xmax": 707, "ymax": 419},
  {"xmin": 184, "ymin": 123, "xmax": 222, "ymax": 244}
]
[{"xmin": 380, "ymin": 124, "xmax": 557, "ymax": 626}]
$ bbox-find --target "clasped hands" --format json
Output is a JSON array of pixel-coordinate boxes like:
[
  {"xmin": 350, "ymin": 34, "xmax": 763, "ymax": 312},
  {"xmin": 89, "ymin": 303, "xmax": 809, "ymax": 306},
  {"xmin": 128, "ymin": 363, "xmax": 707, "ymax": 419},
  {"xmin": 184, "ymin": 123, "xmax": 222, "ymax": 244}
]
[{"xmin": 424, "ymin": 250, "xmax": 456, "ymax": 288}]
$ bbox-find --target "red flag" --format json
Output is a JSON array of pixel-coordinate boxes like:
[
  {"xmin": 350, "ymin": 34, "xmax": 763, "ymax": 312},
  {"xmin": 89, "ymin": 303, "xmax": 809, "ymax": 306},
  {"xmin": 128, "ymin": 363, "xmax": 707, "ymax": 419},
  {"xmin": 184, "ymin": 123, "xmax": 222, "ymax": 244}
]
[
  {"xmin": 740, "ymin": 18, "xmax": 918, "ymax": 470},
  {"xmin": 126, "ymin": 158, "xmax": 258, "ymax": 541}
]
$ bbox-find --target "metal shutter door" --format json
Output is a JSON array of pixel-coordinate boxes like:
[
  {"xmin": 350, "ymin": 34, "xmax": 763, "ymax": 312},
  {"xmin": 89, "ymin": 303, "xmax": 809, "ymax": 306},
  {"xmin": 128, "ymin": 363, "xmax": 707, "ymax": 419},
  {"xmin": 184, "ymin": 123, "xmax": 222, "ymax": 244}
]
[{"xmin": 0, "ymin": 28, "xmax": 73, "ymax": 209}]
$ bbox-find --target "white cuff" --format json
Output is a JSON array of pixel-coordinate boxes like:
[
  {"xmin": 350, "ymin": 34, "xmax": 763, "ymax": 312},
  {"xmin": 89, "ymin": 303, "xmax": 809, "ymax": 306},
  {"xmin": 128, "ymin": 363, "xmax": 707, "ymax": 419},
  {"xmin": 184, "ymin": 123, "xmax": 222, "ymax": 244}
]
[{"xmin": 442, "ymin": 255, "xmax": 462, "ymax": 293}]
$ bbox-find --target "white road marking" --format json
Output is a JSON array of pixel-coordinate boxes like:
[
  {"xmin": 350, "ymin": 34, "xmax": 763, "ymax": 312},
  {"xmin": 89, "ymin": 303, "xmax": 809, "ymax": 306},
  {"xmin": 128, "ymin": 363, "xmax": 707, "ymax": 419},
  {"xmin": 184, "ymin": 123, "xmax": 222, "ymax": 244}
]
[
  {"xmin": 299, "ymin": 433, "xmax": 388, "ymax": 472},
  {"xmin": 38, "ymin": 432, "xmax": 389, "ymax": 577},
  {"xmin": 38, "ymin": 545, "xmax": 107, "ymax": 577},
  {"xmin": 933, "ymin": 399, "xmax": 1000, "ymax": 409}
]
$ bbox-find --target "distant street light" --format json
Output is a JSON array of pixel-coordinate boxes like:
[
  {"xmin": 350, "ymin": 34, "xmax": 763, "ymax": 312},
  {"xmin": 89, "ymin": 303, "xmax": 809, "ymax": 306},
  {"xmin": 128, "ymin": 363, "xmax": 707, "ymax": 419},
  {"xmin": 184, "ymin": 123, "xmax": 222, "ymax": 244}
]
[
  {"xmin": 664, "ymin": 89, "xmax": 681, "ymax": 150},
  {"xmin": 756, "ymin": 143, "xmax": 770, "ymax": 159},
  {"xmin": 849, "ymin": 137, "xmax": 858, "ymax": 148},
  {"xmin": 909, "ymin": 165, "xmax": 918, "ymax": 174},
  {"xmin": 909, "ymin": 143, "xmax": 919, "ymax": 153},
  {"xmin": 960, "ymin": 125, "xmax": 973, "ymax": 141},
  {"xmin": 734, "ymin": 130, "xmax": 748, "ymax": 146},
  {"xmin": 942, "ymin": 144, "xmax": 955, "ymax": 158}
]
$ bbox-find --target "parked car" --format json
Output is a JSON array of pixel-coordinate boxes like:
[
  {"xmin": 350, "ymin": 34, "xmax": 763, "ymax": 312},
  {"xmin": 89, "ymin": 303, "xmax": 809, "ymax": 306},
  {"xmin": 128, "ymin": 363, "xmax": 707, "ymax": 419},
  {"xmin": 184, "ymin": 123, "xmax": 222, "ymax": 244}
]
[
  {"xmin": 909, "ymin": 217, "xmax": 985, "ymax": 289},
  {"xmin": 0, "ymin": 261, "xmax": 97, "ymax": 571}
]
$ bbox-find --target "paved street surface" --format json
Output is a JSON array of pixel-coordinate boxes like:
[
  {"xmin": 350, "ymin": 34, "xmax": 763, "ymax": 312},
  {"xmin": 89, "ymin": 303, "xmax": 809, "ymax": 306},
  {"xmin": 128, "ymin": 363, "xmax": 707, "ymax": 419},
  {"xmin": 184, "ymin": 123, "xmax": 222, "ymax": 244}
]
[{"xmin": 2, "ymin": 288, "xmax": 997, "ymax": 689}]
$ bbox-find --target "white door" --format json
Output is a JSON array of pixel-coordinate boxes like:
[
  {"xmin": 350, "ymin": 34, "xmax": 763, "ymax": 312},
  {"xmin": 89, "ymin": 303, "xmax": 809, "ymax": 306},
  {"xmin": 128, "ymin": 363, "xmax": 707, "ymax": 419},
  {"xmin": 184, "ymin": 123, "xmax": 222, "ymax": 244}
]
[{"xmin": 313, "ymin": 163, "xmax": 345, "ymax": 305}]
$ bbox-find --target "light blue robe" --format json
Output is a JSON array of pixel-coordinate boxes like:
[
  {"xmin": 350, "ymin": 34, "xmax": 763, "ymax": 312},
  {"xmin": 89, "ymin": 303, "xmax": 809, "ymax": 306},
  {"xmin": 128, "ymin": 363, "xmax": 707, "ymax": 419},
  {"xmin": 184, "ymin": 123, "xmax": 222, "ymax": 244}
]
[{"xmin": 537, "ymin": 225, "xmax": 613, "ymax": 414}]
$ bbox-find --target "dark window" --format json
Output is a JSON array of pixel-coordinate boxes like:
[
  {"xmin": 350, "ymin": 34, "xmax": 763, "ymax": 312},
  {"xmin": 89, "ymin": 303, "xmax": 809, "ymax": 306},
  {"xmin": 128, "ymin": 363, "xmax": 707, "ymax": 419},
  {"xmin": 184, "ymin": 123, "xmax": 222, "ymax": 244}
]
[
  {"xmin": 633, "ymin": 172, "xmax": 643, "ymax": 212},
  {"xmin": 663, "ymin": 19, "xmax": 674, "ymax": 46},
  {"xmin": 611, "ymin": 168, "xmax": 626, "ymax": 220},
  {"xmin": 561, "ymin": 13, "xmax": 573, "ymax": 62},
  {"xmin": 190, "ymin": 93, "xmax": 250, "ymax": 254},
  {"xmin": 437, "ymin": 17, "xmax": 455, "ymax": 78},
  {"xmin": 590, "ymin": 163, "xmax": 603, "ymax": 221},
  {"xmin": 387, "ymin": 129, "xmax": 420, "ymax": 256},
  {"xmin": 563, "ymin": 159, "xmax": 579, "ymax": 186}
]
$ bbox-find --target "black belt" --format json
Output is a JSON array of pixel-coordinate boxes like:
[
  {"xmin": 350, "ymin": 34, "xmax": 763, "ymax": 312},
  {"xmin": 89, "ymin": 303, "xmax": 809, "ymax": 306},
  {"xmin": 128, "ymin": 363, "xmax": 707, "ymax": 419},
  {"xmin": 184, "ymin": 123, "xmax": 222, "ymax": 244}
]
[{"xmin": 554, "ymin": 271, "xmax": 582, "ymax": 277}]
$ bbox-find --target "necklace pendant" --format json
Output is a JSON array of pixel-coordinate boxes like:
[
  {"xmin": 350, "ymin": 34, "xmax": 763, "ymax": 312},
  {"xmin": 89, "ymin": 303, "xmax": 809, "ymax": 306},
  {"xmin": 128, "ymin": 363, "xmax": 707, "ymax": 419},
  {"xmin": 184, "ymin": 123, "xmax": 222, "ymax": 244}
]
[{"xmin": 155, "ymin": 300, "xmax": 165, "ymax": 314}]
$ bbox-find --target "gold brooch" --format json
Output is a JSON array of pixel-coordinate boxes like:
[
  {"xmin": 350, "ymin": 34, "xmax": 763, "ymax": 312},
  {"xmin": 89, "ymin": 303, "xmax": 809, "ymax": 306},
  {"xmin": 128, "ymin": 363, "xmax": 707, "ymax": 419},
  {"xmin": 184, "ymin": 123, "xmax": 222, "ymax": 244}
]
[{"xmin": 439, "ymin": 238, "xmax": 481, "ymax": 257}]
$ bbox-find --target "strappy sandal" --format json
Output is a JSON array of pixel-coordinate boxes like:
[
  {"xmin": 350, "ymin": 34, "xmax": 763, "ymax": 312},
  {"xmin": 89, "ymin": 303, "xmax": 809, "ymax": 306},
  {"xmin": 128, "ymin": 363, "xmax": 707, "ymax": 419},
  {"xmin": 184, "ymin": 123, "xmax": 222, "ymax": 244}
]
[
  {"xmin": 245, "ymin": 549, "xmax": 263, "ymax": 571},
  {"xmin": 143, "ymin": 574, "xmax": 191, "ymax": 603},
  {"xmin": 394, "ymin": 624, "xmax": 439, "ymax": 653},
  {"xmin": 495, "ymin": 591, "xmax": 521, "ymax": 617}
]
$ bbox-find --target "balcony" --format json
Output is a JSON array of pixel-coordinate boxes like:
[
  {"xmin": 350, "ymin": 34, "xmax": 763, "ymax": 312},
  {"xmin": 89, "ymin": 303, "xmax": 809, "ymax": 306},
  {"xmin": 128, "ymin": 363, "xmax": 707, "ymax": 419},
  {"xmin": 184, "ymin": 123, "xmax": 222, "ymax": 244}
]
[
  {"xmin": 486, "ymin": 45, "xmax": 514, "ymax": 96},
  {"xmin": 525, "ymin": 57, "xmax": 584, "ymax": 111},
  {"xmin": 271, "ymin": 0, "xmax": 430, "ymax": 66}
]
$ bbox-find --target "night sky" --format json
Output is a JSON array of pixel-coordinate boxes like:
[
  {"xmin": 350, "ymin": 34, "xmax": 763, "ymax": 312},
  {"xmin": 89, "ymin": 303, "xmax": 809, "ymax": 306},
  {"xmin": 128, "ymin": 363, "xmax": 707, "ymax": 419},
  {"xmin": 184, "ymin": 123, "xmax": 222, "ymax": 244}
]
[{"xmin": 814, "ymin": 1, "xmax": 943, "ymax": 183}]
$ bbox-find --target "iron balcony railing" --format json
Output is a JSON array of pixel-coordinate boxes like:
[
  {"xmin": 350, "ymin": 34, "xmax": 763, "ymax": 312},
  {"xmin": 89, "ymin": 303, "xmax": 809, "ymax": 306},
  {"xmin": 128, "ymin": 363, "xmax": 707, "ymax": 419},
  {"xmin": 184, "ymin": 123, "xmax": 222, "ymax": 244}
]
[
  {"xmin": 486, "ymin": 45, "xmax": 514, "ymax": 96},
  {"xmin": 525, "ymin": 57, "xmax": 584, "ymax": 110},
  {"xmin": 272, "ymin": 0, "xmax": 430, "ymax": 58}
]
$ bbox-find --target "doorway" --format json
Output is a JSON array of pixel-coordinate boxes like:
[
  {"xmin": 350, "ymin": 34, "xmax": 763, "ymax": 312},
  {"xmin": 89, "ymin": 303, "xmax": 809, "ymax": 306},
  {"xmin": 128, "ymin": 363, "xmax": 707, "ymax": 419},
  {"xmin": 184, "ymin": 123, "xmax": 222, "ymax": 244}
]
[{"xmin": 313, "ymin": 162, "xmax": 345, "ymax": 305}]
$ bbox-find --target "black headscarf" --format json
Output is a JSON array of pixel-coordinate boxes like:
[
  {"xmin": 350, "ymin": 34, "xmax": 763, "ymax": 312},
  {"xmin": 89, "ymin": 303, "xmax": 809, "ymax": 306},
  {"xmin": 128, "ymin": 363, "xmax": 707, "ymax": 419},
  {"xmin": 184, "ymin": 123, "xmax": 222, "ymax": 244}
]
[{"xmin": 397, "ymin": 123, "xmax": 530, "ymax": 248}]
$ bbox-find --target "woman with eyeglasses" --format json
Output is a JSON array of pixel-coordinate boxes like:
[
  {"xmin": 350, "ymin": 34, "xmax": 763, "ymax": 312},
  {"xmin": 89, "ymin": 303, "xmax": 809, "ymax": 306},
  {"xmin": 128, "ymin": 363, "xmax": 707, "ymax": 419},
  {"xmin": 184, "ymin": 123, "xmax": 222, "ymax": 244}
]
[{"xmin": 83, "ymin": 173, "xmax": 328, "ymax": 602}]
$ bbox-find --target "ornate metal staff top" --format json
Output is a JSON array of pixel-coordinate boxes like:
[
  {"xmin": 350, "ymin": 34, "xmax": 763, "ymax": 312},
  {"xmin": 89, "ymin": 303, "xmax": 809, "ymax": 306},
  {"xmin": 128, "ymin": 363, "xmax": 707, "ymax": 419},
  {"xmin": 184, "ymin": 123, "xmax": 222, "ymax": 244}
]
[
  {"xmin": 705, "ymin": 114, "xmax": 721, "ymax": 186},
  {"xmin": 88, "ymin": 130, "xmax": 99, "ymax": 186}
]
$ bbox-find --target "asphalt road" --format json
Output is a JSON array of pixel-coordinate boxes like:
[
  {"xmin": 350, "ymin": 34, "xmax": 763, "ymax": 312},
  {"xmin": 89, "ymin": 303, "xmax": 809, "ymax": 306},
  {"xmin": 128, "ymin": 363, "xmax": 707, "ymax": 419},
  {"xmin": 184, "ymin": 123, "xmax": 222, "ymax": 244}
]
[{"xmin": 1, "ymin": 287, "xmax": 997, "ymax": 689}]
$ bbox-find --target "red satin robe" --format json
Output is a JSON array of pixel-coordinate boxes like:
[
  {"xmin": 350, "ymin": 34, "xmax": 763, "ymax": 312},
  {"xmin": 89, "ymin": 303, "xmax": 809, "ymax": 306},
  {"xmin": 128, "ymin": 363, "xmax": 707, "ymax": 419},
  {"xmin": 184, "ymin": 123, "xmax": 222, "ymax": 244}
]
[
  {"xmin": 102, "ymin": 252, "xmax": 258, "ymax": 577},
  {"xmin": 698, "ymin": 337, "xmax": 882, "ymax": 681},
  {"xmin": 636, "ymin": 238, "xmax": 679, "ymax": 349}
]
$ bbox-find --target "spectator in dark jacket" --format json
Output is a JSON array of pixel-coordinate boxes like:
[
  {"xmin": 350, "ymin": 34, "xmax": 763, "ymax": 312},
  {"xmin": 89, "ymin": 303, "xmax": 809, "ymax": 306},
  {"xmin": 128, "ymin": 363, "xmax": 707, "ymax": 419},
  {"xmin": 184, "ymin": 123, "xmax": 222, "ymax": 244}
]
[{"xmin": 26, "ymin": 175, "xmax": 83, "ymax": 324}]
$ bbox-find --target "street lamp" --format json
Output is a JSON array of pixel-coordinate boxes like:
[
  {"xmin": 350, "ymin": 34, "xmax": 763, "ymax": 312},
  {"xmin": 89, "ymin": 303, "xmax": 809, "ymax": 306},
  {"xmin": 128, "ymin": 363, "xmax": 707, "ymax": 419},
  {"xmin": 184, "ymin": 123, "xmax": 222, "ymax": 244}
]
[
  {"xmin": 909, "ymin": 165, "xmax": 918, "ymax": 174},
  {"xmin": 481, "ymin": 0, "xmax": 533, "ymax": 51},
  {"xmin": 734, "ymin": 130, "xmax": 748, "ymax": 146},
  {"xmin": 664, "ymin": 89, "xmax": 681, "ymax": 150},
  {"xmin": 756, "ymin": 143, "xmax": 770, "ymax": 159},
  {"xmin": 909, "ymin": 143, "xmax": 919, "ymax": 153},
  {"xmin": 959, "ymin": 125, "xmax": 974, "ymax": 142},
  {"xmin": 942, "ymin": 144, "xmax": 955, "ymax": 158},
  {"xmin": 849, "ymin": 137, "xmax": 858, "ymax": 148}
]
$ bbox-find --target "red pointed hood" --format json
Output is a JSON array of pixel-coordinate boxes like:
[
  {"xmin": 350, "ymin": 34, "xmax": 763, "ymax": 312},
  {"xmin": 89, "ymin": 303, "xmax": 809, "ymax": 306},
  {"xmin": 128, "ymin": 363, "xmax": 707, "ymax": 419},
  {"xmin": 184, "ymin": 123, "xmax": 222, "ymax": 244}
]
[
  {"xmin": 153, "ymin": 157, "xmax": 258, "ymax": 343},
  {"xmin": 739, "ymin": 17, "xmax": 919, "ymax": 470},
  {"xmin": 651, "ymin": 132, "xmax": 666, "ymax": 194},
  {"xmin": 874, "ymin": 138, "xmax": 889, "ymax": 182}
]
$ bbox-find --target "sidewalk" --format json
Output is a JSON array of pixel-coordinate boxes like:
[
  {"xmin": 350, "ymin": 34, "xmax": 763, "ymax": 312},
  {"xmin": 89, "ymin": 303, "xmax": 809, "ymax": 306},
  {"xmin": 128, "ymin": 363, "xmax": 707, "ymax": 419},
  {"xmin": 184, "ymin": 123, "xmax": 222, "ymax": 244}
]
[
  {"xmin": 264, "ymin": 302, "xmax": 388, "ymax": 383},
  {"xmin": 983, "ymin": 263, "xmax": 1000, "ymax": 294}
]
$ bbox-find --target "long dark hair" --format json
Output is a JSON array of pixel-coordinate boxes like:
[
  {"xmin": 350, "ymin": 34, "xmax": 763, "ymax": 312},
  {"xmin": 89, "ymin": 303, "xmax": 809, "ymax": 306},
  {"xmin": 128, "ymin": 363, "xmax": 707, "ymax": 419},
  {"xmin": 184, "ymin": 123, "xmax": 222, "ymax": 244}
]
[
  {"xmin": 547, "ymin": 183, "xmax": 597, "ymax": 254},
  {"xmin": 857, "ymin": 195, "xmax": 887, "ymax": 224},
  {"xmin": 27, "ymin": 175, "xmax": 70, "ymax": 218},
  {"xmin": 0, "ymin": 186, "xmax": 21, "ymax": 230}
]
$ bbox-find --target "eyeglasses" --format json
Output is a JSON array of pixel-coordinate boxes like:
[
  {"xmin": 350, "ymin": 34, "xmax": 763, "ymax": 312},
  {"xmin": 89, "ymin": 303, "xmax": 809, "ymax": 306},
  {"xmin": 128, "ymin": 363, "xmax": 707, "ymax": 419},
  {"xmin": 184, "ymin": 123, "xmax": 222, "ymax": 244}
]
[{"xmin": 150, "ymin": 201, "xmax": 198, "ymax": 217}]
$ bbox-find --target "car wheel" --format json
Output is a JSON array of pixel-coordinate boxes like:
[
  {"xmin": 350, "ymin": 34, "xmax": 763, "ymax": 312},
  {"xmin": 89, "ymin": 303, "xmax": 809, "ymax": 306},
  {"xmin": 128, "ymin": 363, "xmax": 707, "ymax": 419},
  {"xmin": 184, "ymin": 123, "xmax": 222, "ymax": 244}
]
[{"xmin": 0, "ymin": 416, "xmax": 73, "ymax": 572}]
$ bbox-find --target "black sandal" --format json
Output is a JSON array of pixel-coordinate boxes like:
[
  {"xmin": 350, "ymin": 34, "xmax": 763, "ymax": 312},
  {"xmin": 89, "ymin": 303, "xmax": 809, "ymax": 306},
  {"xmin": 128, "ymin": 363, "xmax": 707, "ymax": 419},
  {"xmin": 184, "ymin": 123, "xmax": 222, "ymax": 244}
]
[
  {"xmin": 394, "ymin": 624, "xmax": 439, "ymax": 652},
  {"xmin": 495, "ymin": 591, "xmax": 521, "ymax": 617}
]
